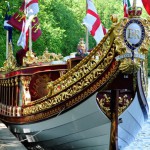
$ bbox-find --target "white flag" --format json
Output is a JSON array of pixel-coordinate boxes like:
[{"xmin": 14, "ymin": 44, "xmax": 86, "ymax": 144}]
[
  {"xmin": 83, "ymin": 0, "xmax": 107, "ymax": 44},
  {"xmin": 17, "ymin": 15, "xmax": 34, "ymax": 49}
]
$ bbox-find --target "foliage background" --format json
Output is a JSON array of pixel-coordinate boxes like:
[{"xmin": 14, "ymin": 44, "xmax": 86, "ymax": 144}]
[{"xmin": 0, "ymin": 0, "xmax": 149, "ymax": 73}]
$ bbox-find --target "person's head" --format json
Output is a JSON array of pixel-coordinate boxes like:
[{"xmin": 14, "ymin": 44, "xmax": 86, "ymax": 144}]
[{"xmin": 77, "ymin": 38, "xmax": 86, "ymax": 53}]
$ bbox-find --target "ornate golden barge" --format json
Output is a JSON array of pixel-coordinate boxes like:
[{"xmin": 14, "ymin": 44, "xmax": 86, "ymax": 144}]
[{"xmin": 0, "ymin": 3, "xmax": 149, "ymax": 150}]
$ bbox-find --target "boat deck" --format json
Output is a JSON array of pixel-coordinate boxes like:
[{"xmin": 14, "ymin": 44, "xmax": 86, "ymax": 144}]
[{"xmin": 0, "ymin": 120, "xmax": 27, "ymax": 150}]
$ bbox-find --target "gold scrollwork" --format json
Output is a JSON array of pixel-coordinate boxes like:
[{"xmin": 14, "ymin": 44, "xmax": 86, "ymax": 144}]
[
  {"xmin": 24, "ymin": 62, "xmax": 119, "ymax": 121},
  {"xmin": 119, "ymin": 58, "xmax": 141, "ymax": 74},
  {"xmin": 23, "ymin": 60, "xmax": 119, "ymax": 116},
  {"xmin": 37, "ymin": 48, "xmax": 63, "ymax": 63}
]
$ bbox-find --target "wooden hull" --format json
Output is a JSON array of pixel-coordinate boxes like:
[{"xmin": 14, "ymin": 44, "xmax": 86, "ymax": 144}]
[
  {"xmin": 7, "ymin": 88, "xmax": 148, "ymax": 150},
  {"xmin": 8, "ymin": 93, "xmax": 111, "ymax": 150},
  {"xmin": 118, "ymin": 93, "xmax": 146, "ymax": 149},
  {"xmin": 7, "ymin": 68, "xmax": 149, "ymax": 149}
]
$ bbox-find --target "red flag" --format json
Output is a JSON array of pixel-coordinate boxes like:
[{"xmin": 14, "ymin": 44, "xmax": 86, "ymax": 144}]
[
  {"xmin": 8, "ymin": 13, "xmax": 41, "ymax": 41},
  {"xmin": 6, "ymin": 1, "xmax": 41, "ymax": 50},
  {"xmin": 32, "ymin": 17, "xmax": 42, "ymax": 41},
  {"xmin": 17, "ymin": 0, "xmax": 40, "ymax": 49},
  {"xmin": 7, "ymin": 13, "xmax": 25, "ymax": 31},
  {"xmin": 142, "ymin": 0, "xmax": 150, "ymax": 15}
]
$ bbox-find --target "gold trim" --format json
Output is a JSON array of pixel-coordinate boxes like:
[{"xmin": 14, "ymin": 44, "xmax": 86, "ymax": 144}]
[
  {"xmin": 97, "ymin": 93, "xmax": 133, "ymax": 118},
  {"xmin": 0, "ymin": 42, "xmax": 17, "ymax": 72},
  {"xmin": 22, "ymin": 61, "xmax": 119, "ymax": 121}
]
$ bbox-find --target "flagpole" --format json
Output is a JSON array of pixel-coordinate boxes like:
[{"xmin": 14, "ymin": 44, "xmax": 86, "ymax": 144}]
[
  {"xmin": 29, "ymin": 22, "xmax": 32, "ymax": 51},
  {"xmin": 86, "ymin": 27, "xmax": 89, "ymax": 52},
  {"xmin": 26, "ymin": 2, "xmax": 32, "ymax": 52},
  {"xmin": 5, "ymin": 2, "xmax": 9, "ymax": 59},
  {"xmin": 6, "ymin": 31, "xmax": 9, "ymax": 59},
  {"xmin": 85, "ymin": 0, "xmax": 89, "ymax": 52}
]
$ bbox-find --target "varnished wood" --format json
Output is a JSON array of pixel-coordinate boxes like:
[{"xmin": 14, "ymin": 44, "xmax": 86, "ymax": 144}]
[{"xmin": 109, "ymin": 89, "xmax": 119, "ymax": 150}]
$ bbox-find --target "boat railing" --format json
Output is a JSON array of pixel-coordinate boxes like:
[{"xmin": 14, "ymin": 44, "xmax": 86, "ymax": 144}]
[
  {"xmin": 0, "ymin": 77, "xmax": 21, "ymax": 116},
  {"xmin": 0, "ymin": 64, "xmax": 68, "ymax": 117}
]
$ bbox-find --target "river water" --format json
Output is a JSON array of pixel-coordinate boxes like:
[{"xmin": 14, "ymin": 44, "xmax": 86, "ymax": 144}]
[{"xmin": 124, "ymin": 79, "xmax": 150, "ymax": 150}]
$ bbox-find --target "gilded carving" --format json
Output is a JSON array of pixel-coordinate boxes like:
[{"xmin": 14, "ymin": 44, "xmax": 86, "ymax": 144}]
[
  {"xmin": 23, "ymin": 50, "xmax": 38, "ymax": 66},
  {"xmin": 20, "ymin": 76, "xmax": 32, "ymax": 105},
  {"xmin": 15, "ymin": 77, "xmax": 19, "ymax": 86},
  {"xmin": 141, "ymin": 59, "xmax": 148, "ymax": 96},
  {"xmin": 119, "ymin": 58, "xmax": 141, "ymax": 74},
  {"xmin": 22, "ymin": 48, "xmax": 64, "ymax": 66},
  {"xmin": 32, "ymin": 74, "xmax": 51, "ymax": 98},
  {"xmin": 3, "ymin": 11, "xmax": 150, "ymax": 123},
  {"xmin": 0, "ymin": 42, "xmax": 17, "ymax": 72},
  {"xmin": 113, "ymin": 17, "xmax": 150, "ymax": 74},
  {"xmin": 23, "ymin": 61, "xmax": 119, "ymax": 116},
  {"xmin": 38, "ymin": 48, "xmax": 63, "ymax": 63},
  {"xmin": 23, "ymin": 63, "xmax": 119, "ymax": 121},
  {"xmin": 97, "ymin": 93, "xmax": 133, "ymax": 118}
]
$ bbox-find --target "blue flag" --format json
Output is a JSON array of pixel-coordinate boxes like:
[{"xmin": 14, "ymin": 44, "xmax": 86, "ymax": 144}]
[{"xmin": 3, "ymin": 3, "xmax": 13, "ymax": 42}]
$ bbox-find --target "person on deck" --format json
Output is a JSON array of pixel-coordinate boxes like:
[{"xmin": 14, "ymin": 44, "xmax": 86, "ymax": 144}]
[{"xmin": 76, "ymin": 38, "xmax": 88, "ymax": 57}]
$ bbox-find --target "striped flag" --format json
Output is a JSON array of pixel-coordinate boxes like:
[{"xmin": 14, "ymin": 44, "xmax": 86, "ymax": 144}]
[
  {"xmin": 123, "ymin": 0, "xmax": 131, "ymax": 17},
  {"xmin": 83, "ymin": 0, "xmax": 107, "ymax": 44},
  {"xmin": 142, "ymin": 0, "xmax": 150, "ymax": 15},
  {"xmin": 17, "ymin": 0, "xmax": 39, "ymax": 49}
]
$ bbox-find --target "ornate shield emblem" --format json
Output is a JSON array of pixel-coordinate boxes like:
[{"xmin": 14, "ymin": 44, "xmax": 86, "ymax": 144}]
[{"xmin": 123, "ymin": 19, "xmax": 145, "ymax": 50}]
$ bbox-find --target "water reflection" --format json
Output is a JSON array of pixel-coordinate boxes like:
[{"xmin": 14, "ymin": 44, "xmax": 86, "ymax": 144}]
[{"xmin": 124, "ymin": 79, "xmax": 150, "ymax": 150}]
